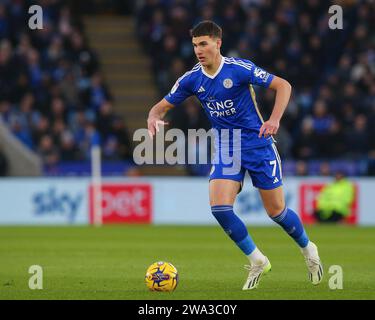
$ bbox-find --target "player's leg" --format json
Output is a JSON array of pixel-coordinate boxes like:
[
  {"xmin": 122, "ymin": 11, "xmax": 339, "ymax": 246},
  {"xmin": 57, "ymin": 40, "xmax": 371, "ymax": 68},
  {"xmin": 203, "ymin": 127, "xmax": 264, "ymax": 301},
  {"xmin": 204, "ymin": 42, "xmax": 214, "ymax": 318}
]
[
  {"xmin": 259, "ymin": 186, "xmax": 311, "ymax": 248},
  {"xmin": 258, "ymin": 186, "xmax": 323, "ymax": 285},
  {"xmin": 250, "ymin": 142, "xmax": 323, "ymax": 285},
  {"xmin": 209, "ymin": 178, "xmax": 271, "ymax": 290},
  {"xmin": 210, "ymin": 179, "xmax": 264, "ymax": 263}
]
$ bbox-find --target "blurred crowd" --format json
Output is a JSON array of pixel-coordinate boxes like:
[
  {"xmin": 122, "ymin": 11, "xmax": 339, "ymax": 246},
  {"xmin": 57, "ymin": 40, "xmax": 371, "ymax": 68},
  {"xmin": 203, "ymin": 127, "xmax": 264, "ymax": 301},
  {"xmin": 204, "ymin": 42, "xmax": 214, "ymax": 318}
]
[
  {"xmin": 136, "ymin": 0, "xmax": 375, "ymax": 175},
  {"xmin": 0, "ymin": 0, "xmax": 373, "ymax": 177},
  {"xmin": 0, "ymin": 0, "xmax": 133, "ymax": 171}
]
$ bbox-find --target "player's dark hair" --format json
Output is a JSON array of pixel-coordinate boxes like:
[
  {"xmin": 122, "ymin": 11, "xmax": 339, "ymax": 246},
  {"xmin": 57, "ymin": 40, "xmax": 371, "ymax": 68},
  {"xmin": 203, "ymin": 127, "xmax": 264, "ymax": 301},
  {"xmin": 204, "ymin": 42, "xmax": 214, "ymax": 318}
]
[{"xmin": 190, "ymin": 20, "xmax": 222, "ymax": 39}]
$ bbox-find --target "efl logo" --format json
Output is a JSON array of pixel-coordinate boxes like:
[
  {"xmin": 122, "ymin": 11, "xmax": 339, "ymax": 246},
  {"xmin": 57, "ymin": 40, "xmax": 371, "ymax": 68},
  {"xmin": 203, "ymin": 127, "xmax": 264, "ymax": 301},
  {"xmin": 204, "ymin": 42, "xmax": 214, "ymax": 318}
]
[
  {"xmin": 89, "ymin": 184, "xmax": 152, "ymax": 224},
  {"xmin": 299, "ymin": 183, "xmax": 358, "ymax": 224}
]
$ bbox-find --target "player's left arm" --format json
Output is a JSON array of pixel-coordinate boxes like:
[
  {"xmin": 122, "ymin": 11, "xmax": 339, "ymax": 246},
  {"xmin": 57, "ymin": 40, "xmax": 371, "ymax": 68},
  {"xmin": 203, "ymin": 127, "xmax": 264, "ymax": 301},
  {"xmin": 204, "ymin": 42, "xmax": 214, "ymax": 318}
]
[{"xmin": 259, "ymin": 76, "xmax": 292, "ymax": 138}]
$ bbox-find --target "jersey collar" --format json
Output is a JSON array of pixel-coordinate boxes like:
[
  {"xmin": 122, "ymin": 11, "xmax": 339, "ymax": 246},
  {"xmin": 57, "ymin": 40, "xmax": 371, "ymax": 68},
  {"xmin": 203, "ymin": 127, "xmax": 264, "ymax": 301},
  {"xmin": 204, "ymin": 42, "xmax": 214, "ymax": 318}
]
[{"xmin": 201, "ymin": 55, "xmax": 224, "ymax": 79}]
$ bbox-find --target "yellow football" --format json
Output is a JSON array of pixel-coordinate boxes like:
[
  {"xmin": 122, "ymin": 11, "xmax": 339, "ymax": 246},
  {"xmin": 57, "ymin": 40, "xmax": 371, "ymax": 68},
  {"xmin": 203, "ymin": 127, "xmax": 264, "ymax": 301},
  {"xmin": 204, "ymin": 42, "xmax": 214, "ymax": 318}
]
[{"xmin": 145, "ymin": 261, "xmax": 179, "ymax": 292}]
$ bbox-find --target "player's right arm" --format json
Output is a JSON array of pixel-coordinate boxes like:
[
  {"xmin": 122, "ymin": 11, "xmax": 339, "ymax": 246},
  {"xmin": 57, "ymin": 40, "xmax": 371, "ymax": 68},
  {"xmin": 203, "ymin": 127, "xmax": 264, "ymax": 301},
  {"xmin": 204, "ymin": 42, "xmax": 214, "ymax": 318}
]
[
  {"xmin": 147, "ymin": 98, "xmax": 174, "ymax": 139},
  {"xmin": 147, "ymin": 71, "xmax": 193, "ymax": 139}
]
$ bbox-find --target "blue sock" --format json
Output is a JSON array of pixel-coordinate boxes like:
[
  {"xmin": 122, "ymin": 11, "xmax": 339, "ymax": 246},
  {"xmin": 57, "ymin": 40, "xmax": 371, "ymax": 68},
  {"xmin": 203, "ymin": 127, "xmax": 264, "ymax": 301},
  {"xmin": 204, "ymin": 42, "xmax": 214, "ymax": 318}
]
[
  {"xmin": 211, "ymin": 205, "xmax": 256, "ymax": 255},
  {"xmin": 271, "ymin": 207, "xmax": 309, "ymax": 248}
]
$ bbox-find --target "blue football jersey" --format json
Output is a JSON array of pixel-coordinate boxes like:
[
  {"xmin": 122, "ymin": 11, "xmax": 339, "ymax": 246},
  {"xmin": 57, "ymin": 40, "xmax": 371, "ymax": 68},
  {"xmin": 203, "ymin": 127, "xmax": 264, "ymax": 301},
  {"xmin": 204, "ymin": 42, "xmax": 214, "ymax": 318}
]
[{"xmin": 164, "ymin": 56, "xmax": 275, "ymax": 151}]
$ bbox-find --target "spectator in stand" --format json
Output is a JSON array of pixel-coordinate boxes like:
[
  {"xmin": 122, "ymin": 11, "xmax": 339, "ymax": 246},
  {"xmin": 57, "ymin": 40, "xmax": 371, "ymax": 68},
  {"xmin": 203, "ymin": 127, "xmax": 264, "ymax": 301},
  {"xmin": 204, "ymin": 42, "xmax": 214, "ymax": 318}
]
[
  {"xmin": 295, "ymin": 160, "xmax": 308, "ymax": 177},
  {"xmin": 96, "ymin": 100, "xmax": 115, "ymax": 140},
  {"xmin": 293, "ymin": 118, "xmax": 317, "ymax": 160},
  {"xmin": 38, "ymin": 134, "xmax": 59, "ymax": 166},
  {"xmin": 319, "ymin": 162, "xmax": 331, "ymax": 177},
  {"xmin": 79, "ymin": 121, "xmax": 101, "ymax": 160},
  {"xmin": 60, "ymin": 131, "xmax": 80, "ymax": 161},
  {"xmin": 111, "ymin": 116, "xmax": 133, "ymax": 161},
  {"xmin": 314, "ymin": 171, "xmax": 355, "ymax": 223},
  {"xmin": 344, "ymin": 114, "xmax": 369, "ymax": 159},
  {"xmin": 10, "ymin": 117, "xmax": 33, "ymax": 149},
  {"xmin": 85, "ymin": 72, "xmax": 112, "ymax": 112},
  {"xmin": 102, "ymin": 135, "xmax": 122, "ymax": 161}
]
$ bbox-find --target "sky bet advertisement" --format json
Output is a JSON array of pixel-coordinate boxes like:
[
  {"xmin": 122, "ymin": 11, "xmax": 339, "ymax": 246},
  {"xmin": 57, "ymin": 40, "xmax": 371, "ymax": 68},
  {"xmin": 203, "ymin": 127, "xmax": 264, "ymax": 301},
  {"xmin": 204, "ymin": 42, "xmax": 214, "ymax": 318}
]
[{"xmin": 0, "ymin": 177, "xmax": 369, "ymax": 226}]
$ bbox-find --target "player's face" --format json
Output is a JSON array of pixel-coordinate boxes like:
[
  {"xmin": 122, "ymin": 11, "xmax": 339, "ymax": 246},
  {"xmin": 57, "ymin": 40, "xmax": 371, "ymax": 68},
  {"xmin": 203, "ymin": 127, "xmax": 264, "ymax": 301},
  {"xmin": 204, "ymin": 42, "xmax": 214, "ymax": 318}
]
[{"xmin": 192, "ymin": 36, "xmax": 221, "ymax": 67}]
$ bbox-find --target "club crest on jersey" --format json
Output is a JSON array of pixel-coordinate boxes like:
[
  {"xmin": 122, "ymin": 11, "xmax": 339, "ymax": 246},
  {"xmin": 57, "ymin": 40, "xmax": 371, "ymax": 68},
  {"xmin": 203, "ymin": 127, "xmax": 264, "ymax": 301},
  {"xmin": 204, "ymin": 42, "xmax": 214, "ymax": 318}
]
[{"xmin": 223, "ymin": 78, "xmax": 233, "ymax": 89}]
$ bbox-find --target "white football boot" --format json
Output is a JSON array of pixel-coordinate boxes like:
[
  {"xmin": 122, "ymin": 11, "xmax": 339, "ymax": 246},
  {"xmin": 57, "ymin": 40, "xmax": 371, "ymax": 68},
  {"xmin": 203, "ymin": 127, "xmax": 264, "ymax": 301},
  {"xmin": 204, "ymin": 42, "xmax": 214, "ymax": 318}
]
[
  {"xmin": 242, "ymin": 256, "xmax": 271, "ymax": 290},
  {"xmin": 301, "ymin": 242, "xmax": 323, "ymax": 285}
]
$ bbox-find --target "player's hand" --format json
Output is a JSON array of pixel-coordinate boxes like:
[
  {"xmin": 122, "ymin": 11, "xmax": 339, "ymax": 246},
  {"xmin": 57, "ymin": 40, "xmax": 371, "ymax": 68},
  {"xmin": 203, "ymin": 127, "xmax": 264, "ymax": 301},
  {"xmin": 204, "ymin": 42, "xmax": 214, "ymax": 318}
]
[
  {"xmin": 147, "ymin": 117, "xmax": 169, "ymax": 139},
  {"xmin": 259, "ymin": 118, "xmax": 279, "ymax": 138}
]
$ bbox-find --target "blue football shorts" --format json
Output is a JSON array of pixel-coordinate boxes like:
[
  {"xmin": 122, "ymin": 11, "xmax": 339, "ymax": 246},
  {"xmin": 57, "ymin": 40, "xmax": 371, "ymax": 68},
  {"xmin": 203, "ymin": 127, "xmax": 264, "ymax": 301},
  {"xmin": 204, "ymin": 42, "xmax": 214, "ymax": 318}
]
[{"xmin": 209, "ymin": 143, "xmax": 283, "ymax": 190}]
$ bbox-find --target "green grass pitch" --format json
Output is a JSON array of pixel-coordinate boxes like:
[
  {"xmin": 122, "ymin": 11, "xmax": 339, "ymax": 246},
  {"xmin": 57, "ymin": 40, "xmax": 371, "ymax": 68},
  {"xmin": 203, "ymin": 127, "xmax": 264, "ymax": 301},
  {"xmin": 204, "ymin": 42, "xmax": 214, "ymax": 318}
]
[{"xmin": 0, "ymin": 225, "xmax": 374, "ymax": 300}]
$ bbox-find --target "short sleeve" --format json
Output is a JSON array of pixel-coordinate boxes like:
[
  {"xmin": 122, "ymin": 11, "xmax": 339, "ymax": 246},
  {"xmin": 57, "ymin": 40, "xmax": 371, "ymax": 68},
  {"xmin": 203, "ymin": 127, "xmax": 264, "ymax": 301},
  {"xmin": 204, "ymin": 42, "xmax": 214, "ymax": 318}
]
[
  {"xmin": 164, "ymin": 75, "xmax": 192, "ymax": 106},
  {"xmin": 238, "ymin": 59, "xmax": 274, "ymax": 88},
  {"xmin": 250, "ymin": 64, "xmax": 274, "ymax": 87}
]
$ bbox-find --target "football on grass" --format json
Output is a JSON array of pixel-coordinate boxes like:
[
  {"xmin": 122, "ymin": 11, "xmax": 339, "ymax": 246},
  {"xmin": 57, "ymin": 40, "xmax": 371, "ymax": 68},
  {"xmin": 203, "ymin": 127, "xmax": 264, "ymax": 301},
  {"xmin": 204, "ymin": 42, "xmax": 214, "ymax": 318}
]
[{"xmin": 145, "ymin": 261, "xmax": 179, "ymax": 292}]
